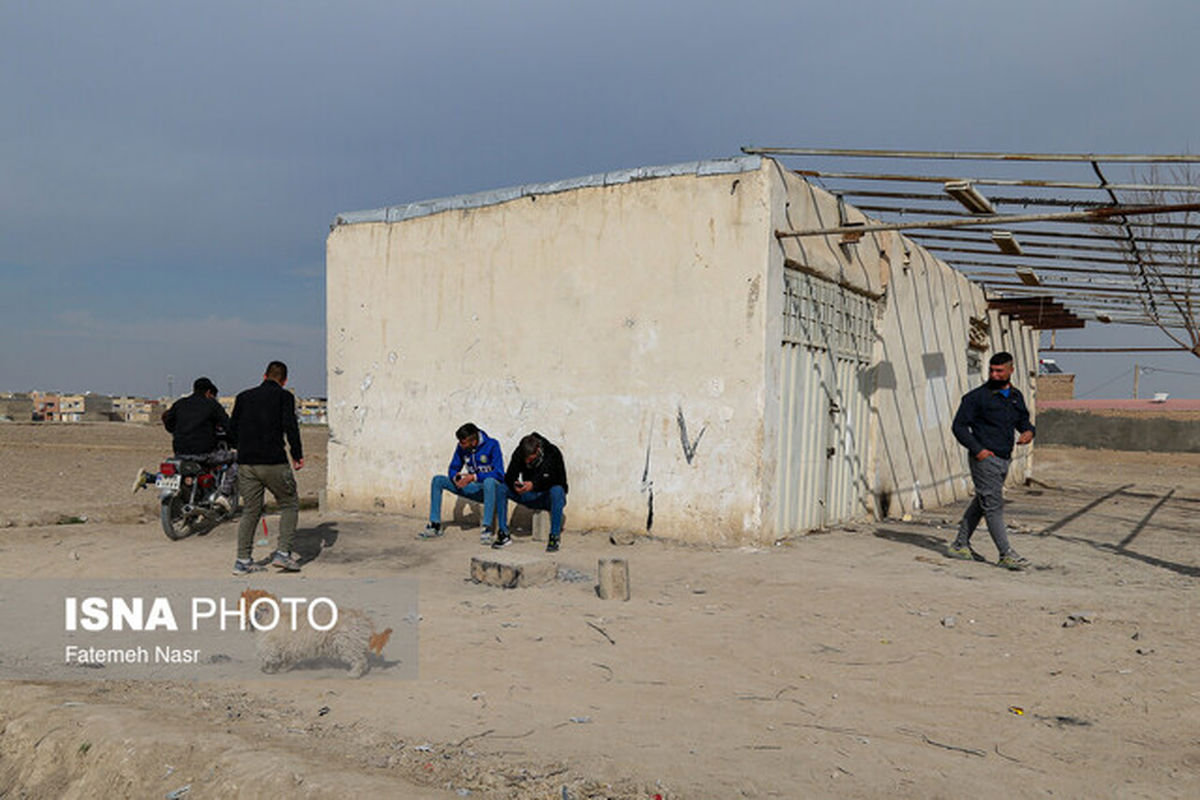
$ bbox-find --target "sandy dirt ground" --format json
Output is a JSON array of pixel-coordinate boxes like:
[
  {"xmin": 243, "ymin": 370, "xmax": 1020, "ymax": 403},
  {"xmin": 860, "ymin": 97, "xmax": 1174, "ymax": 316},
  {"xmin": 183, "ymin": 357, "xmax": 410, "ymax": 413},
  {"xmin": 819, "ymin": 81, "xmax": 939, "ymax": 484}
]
[{"xmin": 1, "ymin": 423, "xmax": 1199, "ymax": 798}]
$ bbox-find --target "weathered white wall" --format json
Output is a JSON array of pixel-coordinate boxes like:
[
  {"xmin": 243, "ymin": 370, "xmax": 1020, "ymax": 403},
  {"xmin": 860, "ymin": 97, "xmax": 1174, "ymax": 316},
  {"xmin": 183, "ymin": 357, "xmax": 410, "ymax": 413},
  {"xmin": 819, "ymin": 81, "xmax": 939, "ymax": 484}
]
[{"xmin": 327, "ymin": 164, "xmax": 775, "ymax": 544}]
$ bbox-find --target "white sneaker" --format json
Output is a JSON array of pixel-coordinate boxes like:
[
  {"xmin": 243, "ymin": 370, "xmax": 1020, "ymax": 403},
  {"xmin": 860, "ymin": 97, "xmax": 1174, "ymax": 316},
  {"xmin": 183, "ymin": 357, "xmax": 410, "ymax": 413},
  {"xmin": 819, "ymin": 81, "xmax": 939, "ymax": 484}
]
[
  {"xmin": 479, "ymin": 527, "xmax": 493, "ymax": 546},
  {"xmin": 213, "ymin": 494, "xmax": 233, "ymax": 513}
]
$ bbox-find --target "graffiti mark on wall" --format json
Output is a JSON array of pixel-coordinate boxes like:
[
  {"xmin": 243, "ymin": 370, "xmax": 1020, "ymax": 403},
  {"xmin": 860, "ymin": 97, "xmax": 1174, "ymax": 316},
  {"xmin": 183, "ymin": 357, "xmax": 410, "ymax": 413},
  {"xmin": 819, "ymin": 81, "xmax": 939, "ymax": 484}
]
[
  {"xmin": 676, "ymin": 406, "xmax": 707, "ymax": 465},
  {"xmin": 641, "ymin": 439, "xmax": 654, "ymax": 533}
]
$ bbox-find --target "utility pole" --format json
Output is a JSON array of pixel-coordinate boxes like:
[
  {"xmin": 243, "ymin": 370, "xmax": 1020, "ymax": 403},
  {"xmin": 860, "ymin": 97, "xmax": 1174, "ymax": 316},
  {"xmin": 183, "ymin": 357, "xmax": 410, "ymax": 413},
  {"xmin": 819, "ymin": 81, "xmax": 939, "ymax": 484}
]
[
  {"xmin": 167, "ymin": 375, "xmax": 174, "ymax": 399},
  {"xmin": 1132, "ymin": 364, "xmax": 1139, "ymax": 399}
]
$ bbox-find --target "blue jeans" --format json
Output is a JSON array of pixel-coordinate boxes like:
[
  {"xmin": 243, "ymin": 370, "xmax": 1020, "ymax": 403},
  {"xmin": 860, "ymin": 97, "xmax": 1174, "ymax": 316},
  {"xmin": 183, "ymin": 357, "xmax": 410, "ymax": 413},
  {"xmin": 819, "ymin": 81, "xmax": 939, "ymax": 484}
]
[
  {"xmin": 508, "ymin": 485, "xmax": 567, "ymax": 538},
  {"xmin": 429, "ymin": 475, "xmax": 507, "ymax": 532}
]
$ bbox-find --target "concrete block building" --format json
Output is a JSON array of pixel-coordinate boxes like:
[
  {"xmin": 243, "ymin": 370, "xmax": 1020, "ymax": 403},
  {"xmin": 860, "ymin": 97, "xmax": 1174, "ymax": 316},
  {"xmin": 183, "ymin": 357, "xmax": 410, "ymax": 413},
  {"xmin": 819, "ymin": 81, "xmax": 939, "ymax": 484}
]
[{"xmin": 326, "ymin": 156, "xmax": 1037, "ymax": 545}]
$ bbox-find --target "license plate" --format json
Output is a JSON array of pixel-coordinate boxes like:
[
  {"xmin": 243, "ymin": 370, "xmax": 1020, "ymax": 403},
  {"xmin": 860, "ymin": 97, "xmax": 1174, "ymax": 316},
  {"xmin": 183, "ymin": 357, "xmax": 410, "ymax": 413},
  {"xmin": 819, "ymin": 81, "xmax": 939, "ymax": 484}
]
[{"xmin": 156, "ymin": 475, "xmax": 181, "ymax": 491}]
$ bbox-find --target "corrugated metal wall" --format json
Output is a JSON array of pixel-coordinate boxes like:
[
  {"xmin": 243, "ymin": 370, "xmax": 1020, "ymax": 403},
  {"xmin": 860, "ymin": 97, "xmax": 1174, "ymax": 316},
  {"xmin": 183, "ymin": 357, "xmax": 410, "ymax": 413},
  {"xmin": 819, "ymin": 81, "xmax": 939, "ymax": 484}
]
[{"xmin": 776, "ymin": 269, "xmax": 876, "ymax": 532}]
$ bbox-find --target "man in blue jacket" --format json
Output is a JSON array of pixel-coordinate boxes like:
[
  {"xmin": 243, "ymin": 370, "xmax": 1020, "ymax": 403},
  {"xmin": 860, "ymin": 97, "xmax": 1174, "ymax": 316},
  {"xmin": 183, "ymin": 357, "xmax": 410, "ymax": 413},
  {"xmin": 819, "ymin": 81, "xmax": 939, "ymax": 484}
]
[
  {"xmin": 421, "ymin": 423, "xmax": 508, "ymax": 544},
  {"xmin": 949, "ymin": 351, "xmax": 1035, "ymax": 570}
]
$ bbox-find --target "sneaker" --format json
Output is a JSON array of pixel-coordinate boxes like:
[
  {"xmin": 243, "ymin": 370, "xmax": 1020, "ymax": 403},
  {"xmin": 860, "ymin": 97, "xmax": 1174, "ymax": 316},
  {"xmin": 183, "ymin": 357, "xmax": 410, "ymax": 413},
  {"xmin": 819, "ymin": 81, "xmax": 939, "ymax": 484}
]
[
  {"xmin": 491, "ymin": 531, "xmax": 512, "ymax": 549},
  {"xmin": 946, "ymin": 543, "xmax": 974, "ymax": 560},
  {"xmin": 213, "ymin": 494, "xmax": 233, "ymax": 513},
  {"xmin": 131, "ymin": 469, "xmax": 150, "ymax": 493},
  {"xmin": 418, "ymin": 522, "xmax": 443, "ymax": 540},
  {"xmin": 546, "ymin": 536, "xmax": 560, "ymax": 553},
  {"xmin": 232, "ymin": 558, "xmax": 266, "ymax": 576},
  {"xmin": 270, "ymin": 550, "xmax": 301, "ymax": 572},
  {"xmin": 998, "ymin": 552, "xmax": 1030, "ymax": 571},
  {"xmin": 479, "ymin": 527, "xmax": 493, "ymax": 546}
]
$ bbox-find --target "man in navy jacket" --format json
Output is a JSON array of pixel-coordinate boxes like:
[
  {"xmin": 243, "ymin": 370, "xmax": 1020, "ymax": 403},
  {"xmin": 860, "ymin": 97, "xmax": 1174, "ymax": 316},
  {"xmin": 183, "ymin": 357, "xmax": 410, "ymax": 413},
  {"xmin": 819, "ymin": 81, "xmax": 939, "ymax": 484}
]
[
  {"xmin": 949, "ymin": 351, "xmax": 1035, "ymax": 570},
  {"xmin": 421, "ymin": 422, "xmax": 507, "ymax": 544}
]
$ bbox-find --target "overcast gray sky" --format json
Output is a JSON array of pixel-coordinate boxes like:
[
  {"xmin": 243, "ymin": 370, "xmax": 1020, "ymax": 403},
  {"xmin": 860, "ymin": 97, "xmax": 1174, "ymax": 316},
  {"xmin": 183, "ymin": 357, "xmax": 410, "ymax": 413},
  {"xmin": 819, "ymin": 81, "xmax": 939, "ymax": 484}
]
[{"xmin": 3, "ymin": 0, "xmax": 1200, "ymax": 399}]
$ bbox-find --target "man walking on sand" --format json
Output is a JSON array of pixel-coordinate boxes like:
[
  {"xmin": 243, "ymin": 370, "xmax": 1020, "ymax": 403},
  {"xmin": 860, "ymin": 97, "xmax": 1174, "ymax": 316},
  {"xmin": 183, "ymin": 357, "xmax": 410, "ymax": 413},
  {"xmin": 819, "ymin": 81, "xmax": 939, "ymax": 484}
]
[
  {"xmin": 948, "ymin": 351, "xmax": 1035, "ymax": 570},
  {"xmin": 229, "ymin": 361, "xmax": 304, "ymax": 575}
]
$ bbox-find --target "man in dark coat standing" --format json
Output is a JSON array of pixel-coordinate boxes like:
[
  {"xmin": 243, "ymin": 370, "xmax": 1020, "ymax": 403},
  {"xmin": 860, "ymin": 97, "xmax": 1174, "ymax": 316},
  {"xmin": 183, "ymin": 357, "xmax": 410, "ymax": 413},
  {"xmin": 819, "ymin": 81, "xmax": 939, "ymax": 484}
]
[
  {"xmin": 949, "ymin": 351, "xmax": 1035, "ymax": 570},
  {"xmin": 229, "ymin": 361, "xmax": 304, "ymax": 575}
]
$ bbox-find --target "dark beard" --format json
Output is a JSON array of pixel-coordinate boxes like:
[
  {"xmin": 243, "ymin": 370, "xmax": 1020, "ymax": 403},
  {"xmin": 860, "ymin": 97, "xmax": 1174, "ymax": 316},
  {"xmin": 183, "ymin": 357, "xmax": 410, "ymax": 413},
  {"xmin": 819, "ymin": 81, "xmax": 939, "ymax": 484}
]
[{"xmin": 986, "ymin": 378, "xmax": 1009, "ymax": 390}]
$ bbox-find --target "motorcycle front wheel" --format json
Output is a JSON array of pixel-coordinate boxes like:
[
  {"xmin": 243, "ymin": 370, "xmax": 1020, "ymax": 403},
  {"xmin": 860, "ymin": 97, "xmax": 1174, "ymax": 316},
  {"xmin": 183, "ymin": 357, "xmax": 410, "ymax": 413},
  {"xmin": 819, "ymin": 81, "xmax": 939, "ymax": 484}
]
[{"xmin": 161, "ymin": 494, "xmax": 200, "ymax": 540}]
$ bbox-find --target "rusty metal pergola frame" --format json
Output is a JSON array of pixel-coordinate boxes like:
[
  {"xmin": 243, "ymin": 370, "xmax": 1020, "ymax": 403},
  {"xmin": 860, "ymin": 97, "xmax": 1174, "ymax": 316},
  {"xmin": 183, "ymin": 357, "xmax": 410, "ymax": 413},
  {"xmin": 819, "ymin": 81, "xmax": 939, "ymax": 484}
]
[{"xmin": 742, "ymin": 146, "xmax": 1200, "ymax": 346}]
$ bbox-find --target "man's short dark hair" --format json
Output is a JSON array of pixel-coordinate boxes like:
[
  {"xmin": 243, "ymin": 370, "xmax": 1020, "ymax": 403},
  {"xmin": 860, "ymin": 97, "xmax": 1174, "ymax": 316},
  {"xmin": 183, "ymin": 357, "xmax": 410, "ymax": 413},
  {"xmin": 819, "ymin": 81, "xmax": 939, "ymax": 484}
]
[
  {"xmin": 518, "ymin": 434, "xmax": 542, "ymax": 461},
  {"xmin": 193, "ymin": 377, "xmax": 218, "ymax": 395},
  {"xmin": 455, "ymin": 422, "xmax": 479, "ymax": 442},
  {"xmin": 989, "ymin": 351, "xmax": 1014, "ymax": 366},
  {"xmin": 265, "ymin": 361, "xmax": 288, "ymax": 381}
]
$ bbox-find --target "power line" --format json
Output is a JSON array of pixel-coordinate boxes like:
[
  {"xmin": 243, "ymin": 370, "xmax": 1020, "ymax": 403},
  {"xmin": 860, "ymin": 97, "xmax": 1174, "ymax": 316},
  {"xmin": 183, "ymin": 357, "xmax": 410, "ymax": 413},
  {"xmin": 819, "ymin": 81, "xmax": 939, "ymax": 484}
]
[
  {"xmin": 1140, "ymin": 365, "xmax": 1200, "ymax": 378},
  {"xmin": 1075, "ymin": 368, "xmax": 1134, "ymax": 399}
]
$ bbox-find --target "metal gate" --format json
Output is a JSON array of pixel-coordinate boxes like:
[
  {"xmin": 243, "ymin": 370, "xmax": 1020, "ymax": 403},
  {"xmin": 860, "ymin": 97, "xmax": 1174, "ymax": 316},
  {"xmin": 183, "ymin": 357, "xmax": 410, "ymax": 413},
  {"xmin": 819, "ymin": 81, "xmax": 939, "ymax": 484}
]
[{"xmin": 776, "ymin": 269, "xmax": 876, "ymax": 532}]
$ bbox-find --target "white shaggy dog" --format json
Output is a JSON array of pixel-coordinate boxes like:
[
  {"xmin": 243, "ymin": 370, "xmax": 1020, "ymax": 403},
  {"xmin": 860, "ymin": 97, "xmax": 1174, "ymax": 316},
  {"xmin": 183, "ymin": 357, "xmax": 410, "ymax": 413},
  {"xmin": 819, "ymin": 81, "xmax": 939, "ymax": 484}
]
[{"xmin": 240, "ymin": 589, "xmax": 392, "ymax": 678}]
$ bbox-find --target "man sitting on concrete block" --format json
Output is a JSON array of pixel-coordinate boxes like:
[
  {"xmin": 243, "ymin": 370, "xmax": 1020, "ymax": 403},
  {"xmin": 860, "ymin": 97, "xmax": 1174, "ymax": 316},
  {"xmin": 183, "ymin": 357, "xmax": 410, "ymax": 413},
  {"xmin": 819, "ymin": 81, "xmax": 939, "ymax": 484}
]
[
  {"xmin": 496, "ymin": 432, "xmax": 568, "ymax": 552},
  {"xmin": 421, "ymin": 422, "xmax": 508, "ymax": 545}
]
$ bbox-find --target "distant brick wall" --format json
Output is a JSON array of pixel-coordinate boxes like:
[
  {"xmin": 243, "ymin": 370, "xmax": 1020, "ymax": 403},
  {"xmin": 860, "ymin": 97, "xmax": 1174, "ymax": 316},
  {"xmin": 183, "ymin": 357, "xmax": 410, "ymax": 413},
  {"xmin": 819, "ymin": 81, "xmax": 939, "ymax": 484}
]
[
  {"xmin": 0, "ymin": 397, "xmax": 33, "ymax": 420},
  {"xmin": 1037, "ymin": 374, "xmax": 1074, "ymax": 401},
  {"xmin": 1037, "ymin": 408, "xmax": 1200, "ymax": 452}
]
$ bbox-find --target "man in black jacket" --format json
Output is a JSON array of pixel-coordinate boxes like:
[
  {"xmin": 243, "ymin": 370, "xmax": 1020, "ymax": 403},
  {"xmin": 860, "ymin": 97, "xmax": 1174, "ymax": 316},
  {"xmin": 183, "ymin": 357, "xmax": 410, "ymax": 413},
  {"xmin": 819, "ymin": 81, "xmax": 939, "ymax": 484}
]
[
  {"xmin": 949, "ymin": 351, "xmax": 1035, "ymax": 570},
  {"xmin": 229, "ymin": 361, "xmax": 304, "ymax": 575},
  {"xmin": 496, "ymin": 432, "xmax": 568, "ymax": 552},
  {"xmin": 132, "ymin": 377, "xmax": 236, "ymax": 509}
]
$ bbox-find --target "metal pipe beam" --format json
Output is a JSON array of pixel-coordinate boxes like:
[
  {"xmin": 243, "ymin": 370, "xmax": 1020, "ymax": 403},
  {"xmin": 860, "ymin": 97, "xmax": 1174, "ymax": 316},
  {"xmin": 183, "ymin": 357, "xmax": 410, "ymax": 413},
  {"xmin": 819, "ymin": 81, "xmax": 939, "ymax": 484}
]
[
  {"xmin": 837, "ymin": 189, "xmax": 1109, "ymax": 209},
  {"xmin": 1041, "ymin": 346, "xmax": 1190, "ymax": 352},
  {"xmin": 744, "ymin": 146, "xmax": 1200, "ymax": 163},
  {"xmin": 776, "ymin": 202, "xmax": 1200, "ymax": 238},
  {"xmin": 785, "ymin": 168, "xmax": 1200, "ymax": 194},
  {"xmin": 853, "ymin": 203, "xmax": 1200, "ymax": 229},
  {"xmin": 932, "ymin": 254, "xmax": 1197, "ymax": 277},
  {"xmin": 910, "ymin": 228, "xmax": 1197, "ymax": 247}
]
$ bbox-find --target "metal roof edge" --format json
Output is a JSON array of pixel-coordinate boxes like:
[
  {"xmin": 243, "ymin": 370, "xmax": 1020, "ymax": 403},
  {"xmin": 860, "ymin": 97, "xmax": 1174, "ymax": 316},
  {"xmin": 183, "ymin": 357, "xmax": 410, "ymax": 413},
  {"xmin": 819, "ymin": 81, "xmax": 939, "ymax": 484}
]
[{"xmin": 331, "ymin": 155, "xmax": 762, "ymax": 227}]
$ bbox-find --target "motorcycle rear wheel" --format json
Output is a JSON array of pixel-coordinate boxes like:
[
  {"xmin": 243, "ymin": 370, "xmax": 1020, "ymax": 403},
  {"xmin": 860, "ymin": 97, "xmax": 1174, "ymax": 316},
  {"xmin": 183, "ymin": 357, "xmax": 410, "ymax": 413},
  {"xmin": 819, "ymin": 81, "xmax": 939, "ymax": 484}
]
[{"xmin": 161, "ymin": 495, "xmax": 200, "ymax": 540}]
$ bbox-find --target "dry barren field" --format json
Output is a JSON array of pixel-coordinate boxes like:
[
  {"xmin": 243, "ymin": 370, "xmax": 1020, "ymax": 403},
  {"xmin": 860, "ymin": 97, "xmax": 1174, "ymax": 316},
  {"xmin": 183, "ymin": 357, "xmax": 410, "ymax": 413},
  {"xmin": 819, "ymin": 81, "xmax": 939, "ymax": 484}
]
[{"xmin": 1, "ymin": 423, "xmax": 1199, "ymax": 798}]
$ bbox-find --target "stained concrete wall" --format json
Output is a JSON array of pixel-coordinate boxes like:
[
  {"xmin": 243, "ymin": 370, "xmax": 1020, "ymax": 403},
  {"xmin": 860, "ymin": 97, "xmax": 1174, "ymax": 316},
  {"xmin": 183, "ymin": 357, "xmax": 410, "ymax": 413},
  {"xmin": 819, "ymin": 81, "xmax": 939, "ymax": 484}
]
[
  {"xmin": 327, "ymin": 161, "xmax": 775, "ymax": 544},
  {"xmin": 328, "ymin": 157, "xmax": 1039, "ymax": 541}
]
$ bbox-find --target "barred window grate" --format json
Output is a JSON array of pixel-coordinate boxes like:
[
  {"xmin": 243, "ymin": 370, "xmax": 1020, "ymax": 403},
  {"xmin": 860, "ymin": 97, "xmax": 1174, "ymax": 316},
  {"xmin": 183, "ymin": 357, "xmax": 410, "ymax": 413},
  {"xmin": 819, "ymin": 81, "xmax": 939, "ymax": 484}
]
[{"xmin": 782, "ymin": 271, "xmax": 876, "ymax": 360}]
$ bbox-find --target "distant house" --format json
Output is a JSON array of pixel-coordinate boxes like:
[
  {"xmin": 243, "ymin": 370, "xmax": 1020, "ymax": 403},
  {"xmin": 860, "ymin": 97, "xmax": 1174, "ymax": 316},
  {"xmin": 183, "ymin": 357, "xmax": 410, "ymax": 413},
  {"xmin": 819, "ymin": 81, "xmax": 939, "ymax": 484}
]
[
  {"xmin": 30, "ymin": 392, "xmax": 60, "ymax": 422},
  {"xmin": 57, "ymin": 393, "xmax": 117, "ymax": 422},
  {"xmin": 112, "ymin": 396, "xmax": 164, "ymax": 424},
  {"xmin": 299, "ymin": 397, "xmax": 327, "ymax": 425}
]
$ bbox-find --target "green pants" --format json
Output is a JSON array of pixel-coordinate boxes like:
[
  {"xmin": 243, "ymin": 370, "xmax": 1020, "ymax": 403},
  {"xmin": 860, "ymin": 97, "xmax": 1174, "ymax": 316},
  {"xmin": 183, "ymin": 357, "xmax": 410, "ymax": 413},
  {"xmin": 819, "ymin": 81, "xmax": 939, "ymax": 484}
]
[{"xmin": 236, "ymin": 463, "xmax": 299, "ymax": 560}]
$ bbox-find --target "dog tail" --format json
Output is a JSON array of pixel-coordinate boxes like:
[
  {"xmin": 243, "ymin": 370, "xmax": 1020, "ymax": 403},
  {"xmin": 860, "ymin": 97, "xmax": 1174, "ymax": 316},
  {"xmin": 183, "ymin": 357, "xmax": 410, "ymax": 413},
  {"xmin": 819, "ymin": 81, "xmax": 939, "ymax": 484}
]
[{"xmin": 369, "ymin": 627, "xmax": 393, "ymax": 656}]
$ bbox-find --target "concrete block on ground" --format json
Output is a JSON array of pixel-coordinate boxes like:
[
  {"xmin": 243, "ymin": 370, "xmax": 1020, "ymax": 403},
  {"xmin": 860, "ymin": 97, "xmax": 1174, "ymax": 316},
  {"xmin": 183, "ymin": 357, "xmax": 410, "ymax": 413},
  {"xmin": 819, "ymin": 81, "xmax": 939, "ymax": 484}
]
[
  {"xmin": 471, "ymin": 553, "xmax": 558, "ymax": 588},
  {"xmin": 531, "ymin": 510, "xmax": 549, "ymax": 541},
  {"xmin": 597, "ymin": 558, "xmax": 630, "ymax": 601}
]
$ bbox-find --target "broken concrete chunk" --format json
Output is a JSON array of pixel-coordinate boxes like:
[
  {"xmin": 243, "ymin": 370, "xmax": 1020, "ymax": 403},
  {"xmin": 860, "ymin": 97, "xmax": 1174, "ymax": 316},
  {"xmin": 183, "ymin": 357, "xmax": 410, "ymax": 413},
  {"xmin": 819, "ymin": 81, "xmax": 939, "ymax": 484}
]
[
  {"xmin": 597, "ymin": 558, "xmax": 631, "ymax": 601},
  {"xmin": 470, "ymin": 554, "xmax": 557, "ymax": 588},
  {"xmin": 609, "ymin": 530, "xmax": 636, "ymax": 546}
]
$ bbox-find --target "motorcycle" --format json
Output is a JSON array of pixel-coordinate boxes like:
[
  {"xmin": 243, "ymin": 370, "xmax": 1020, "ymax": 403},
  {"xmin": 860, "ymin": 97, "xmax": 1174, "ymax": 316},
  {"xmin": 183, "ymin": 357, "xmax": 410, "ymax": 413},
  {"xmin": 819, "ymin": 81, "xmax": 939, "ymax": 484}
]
[{"xmin": 142, "ymin": 452, "xmax": 239, "ymax": 540}]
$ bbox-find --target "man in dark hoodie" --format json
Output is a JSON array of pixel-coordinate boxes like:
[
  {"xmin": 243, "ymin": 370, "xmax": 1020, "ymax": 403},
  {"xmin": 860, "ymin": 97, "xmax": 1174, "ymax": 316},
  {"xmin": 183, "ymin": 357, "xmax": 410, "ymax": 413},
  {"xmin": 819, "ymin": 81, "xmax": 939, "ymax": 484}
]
[
  {"xmin": 229, "ymin": 361, "xmax": 304, "ymax": 575},
  {"xmin": 497, "ymin": 432, "xmax": 568, "ymax": 552},
  {"xmin": 949, "ymin": 351, "xmax": 1035, "ymax": 570},
  {"xmin": 421, "ymin": 422, "xmax": 508, "ymax": 545},
  {"xmin": 131, "ymin": 376, "xmax": 236, "ymax": 510}
]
